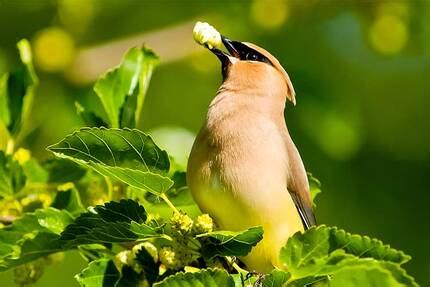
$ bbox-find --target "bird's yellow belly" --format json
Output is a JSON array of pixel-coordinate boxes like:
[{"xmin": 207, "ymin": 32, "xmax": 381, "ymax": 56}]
[{"xmin": 191, "ymin": 173, "xmax": 303, "ymax": 273}]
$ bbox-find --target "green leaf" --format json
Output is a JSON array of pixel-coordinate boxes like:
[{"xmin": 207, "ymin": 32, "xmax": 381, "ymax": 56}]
[
  {"xmin": 75, "ymin": 101, "xmax": 107, "ymax": 128},
  {"xmin": 93, "ymin": 47, "xmax": 158, "ymax": 128},
  {"xmin": 307, "ymin": 172, "xmax": 321, "ymax": 206},
  {"xmin": 153, "ymin": 268, "xmax": 235, "ymax": 287},
  {"xmin": 0, "ymin": 208, "xmax": 73, "ymax": 270},
  {"xmin": 0, "ymin": 39, "xmax": 38, "ymax": 136},
  {"xmin": 75, "ymin": 258, "xmax": 120, "ymax": 287},
  {"xmin": 261, "ymin": 270, "xmax": 291, "ymax": 287},
  {"xmin": 279, "ymin": 225, "xmax": 413, "ymax": 284},
  {"xmin": 22, "ymin": 158, "xmax": 48, "ymax": 183},
  {"xmin": 197, "ymin": 226, "xmax": 263, "ymax": 259},
  {"xmin": 304, "ymin": 259, "xmax": 419, "ymax": 287},
  {"xmin": 47, "ymin": 127, "xmax": 173, "ymax": 195},
  {"xmin": 132, "ymin": 47, "xmax": 158, "ymax": 126},
  {"xmin": 43, "ymin": 158, "xmax": 87, "ymax": 183},
  {"xmin": 59, "ymin": 199, "xmax": 161, "ymax": 248},
  {"xmin": 0, "ymin": 150, "xmax": 26, "ymax": 198},
  {"xmin": 51, "ymin": 185, "xmax": 85, "ymax": 216}
]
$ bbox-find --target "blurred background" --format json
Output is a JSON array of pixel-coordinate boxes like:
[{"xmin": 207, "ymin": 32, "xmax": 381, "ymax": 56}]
[{"xmin": 0, "ymin": 0, "xmax": 429, "ymax": 285}]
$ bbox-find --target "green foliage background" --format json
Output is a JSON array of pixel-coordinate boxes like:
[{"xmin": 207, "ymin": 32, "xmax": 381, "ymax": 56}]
[{"xmin": 0, "ymin": 0, "xmax": 429, "ymax": 286}]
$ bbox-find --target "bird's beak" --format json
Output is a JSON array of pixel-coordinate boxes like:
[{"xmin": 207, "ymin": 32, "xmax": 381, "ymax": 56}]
[{"xmin": 209, "ymin": 35, "xmax": 242, "ymax": 65}]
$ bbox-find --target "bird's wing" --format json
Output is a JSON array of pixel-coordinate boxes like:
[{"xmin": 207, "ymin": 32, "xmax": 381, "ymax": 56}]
[{"xmin": 285, "ymin": 134, "xmax": 316, "ymax": 229}]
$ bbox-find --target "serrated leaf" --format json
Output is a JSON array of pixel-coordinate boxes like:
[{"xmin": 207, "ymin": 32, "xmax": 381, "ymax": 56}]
[
  {"xmin": 153, "ymin": 268, "xmax": 235, "ymax": 287},
  {"xmin": 280, "ymin": 225, "xmax": 412, "ymax": 282},
  {"xmin": 0, "ymin": 39, "xmax": 38, "ymax": 136},
  {"xmin": 59, "ymin": 199, "xmax": 161, "ymax": 247},
  {"xmin": 47, "ymin": 127, "xmax": 173, "ymax": 195},
  {"xmin": 0, "ymin": 150, "xmax": 26, "ymax": 198},
  {"xmin": 75, "ymin": 258, "xmax": 120, "ymax": 287},
  {"xmin": 93, "ymin": 47, "xmax": 158, "ymax": 128},
  {"xmin": 197, "ymin": 226, "xmax": 263, "ymax": 259},
  {"xmin": 0, "ymin": 208, "xmax": 73, "ymax": 270},
  {"xmin": 309, "ymin": 259, "xmax": 419, "ymax": 287}
]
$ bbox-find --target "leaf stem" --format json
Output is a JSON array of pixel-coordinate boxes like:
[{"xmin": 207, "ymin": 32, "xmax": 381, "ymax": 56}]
[
  {"xmin": 159, "ymin": 193, "xmax": 179, "ymax": 214},
  {"xmin": 226, "ymin": 256, "xmax": 249, "ymax": 276}
]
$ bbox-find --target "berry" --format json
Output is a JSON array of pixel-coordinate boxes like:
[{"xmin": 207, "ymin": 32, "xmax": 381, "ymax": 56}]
[
  {"xmin": 113, "ymin": 250, "xmax": 131, "ymax": 271},
  {"xmin": 193, "ymin": 214, "xmax": 214, "ymax": 234},
  {"xmin": 132, "ymin": 242, "xmax": 158, "ymax": 263},
  {"xmin": 170, "ymin": 212, "xmax": 193, "ymax": 235},
  {"xmin": 159, "ymin": 246, "xmax": 180, "ymax": 270}
]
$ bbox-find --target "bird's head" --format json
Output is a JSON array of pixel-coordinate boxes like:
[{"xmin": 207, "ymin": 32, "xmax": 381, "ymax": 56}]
[{"xmin": 210, "ymin": 36, "xmax": 296, "ymax": 105}]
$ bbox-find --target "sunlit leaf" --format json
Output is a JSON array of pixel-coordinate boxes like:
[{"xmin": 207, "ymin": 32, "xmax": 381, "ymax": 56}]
[
  {"xmin": 93, "ymin": 47, "xmax": 158, "ymax": 128},
  {"xmin": 47, "ymin": 127, "xmax": 173, "ymax": 195},
  {"xmin": 279, "ymin": 225, "xmax": 414, "ymax": 285},
  {"xmin": 290, "ymin": 258, "xmax": 419, "ymax": 287}
]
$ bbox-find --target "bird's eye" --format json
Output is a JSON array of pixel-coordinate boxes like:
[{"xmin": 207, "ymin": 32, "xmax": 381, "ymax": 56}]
[{"xmin": 246, "ymin": 53, "xmax": 259, "ymax": 61}]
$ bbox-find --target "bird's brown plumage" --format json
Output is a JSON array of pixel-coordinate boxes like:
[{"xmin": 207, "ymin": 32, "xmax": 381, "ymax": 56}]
[{"xmin": 187, "ymin": 40, "xmax": 315, "ymax": 272}]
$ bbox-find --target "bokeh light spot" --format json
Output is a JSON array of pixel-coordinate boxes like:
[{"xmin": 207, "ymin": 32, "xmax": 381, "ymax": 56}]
[
  {"xmin": 319, "ymin": 114, "xmax": 362, "ymax": 160},
  {"xmin": 369, "ymin": 14, "xmax": 408, "ymax": 55},
  {"xmin": 251, "ymin": 0, "xmax": 289, "ymax": 30},
  {"xmin": 33, "ymin": 27, "xmax": 76, "ymax": 72}
]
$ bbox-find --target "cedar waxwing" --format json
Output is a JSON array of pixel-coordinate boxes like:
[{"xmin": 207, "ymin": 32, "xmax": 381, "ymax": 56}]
[{"xmin": 187, "ymin": 26, "xmax": 315, "ymax": 273}]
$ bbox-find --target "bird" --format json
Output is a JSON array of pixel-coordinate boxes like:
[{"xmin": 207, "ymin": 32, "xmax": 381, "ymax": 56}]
[{"xmin": 187, "ymin": 29, "xmax": 316, "ymax": 273}]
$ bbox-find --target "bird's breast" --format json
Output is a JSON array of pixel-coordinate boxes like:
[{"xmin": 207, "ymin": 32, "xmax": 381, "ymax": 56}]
[{"xmin": 188, "ymin": 109, "xmax": 291, "ymax": 221}]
